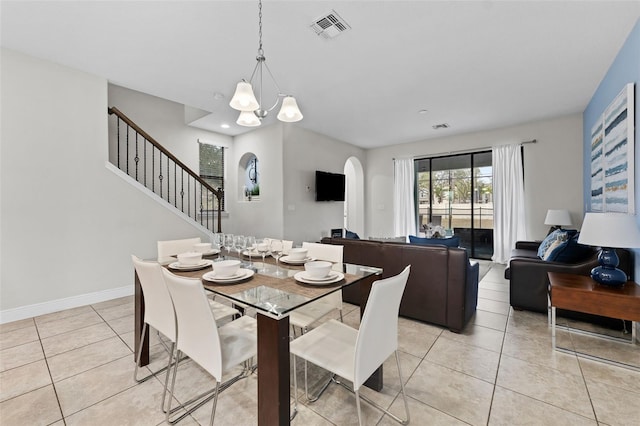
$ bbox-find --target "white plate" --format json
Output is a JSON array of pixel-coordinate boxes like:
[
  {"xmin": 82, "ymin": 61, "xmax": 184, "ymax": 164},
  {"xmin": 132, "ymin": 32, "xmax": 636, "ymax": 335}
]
[
  {"xmin": 203, "ymin": 268, "xmax": 255, "ymax": 283},
  {"xmin": 294, "ymin": 271, "xmax": 344, "ymax": 285},
  {"xmin": 242, "ymin": 250, "xmax": 261, "ymax": 257},
  {"xmin": 280, "ymin": 256, "xmax": 316, "ymax": 265},
  {"xmin": 199, "ymin": 249, "xmax": 220, "ymax": 256},
  {"xmin": 168, "ymin": 259, "xmax": 213, "ymax": 271}
]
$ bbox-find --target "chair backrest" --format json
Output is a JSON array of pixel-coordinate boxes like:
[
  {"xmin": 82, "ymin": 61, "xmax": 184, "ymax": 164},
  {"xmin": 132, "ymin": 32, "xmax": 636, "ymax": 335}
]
[
  {"xmin": 353, "ymin": 265, "xmax": 410, "ymax": 390},
  {"xmin": 131, "ymin": 255, "xmax": 176, "ymax": 340},
  {"xmin": 162, "ymin": 269, "xmax": 223, "ymax": 380},
  {"xmin": 303, "ymin": 242, "xmax": 344, "ymax": 308},
  {"xmin": 302, "ymin": 242, "xmax": 344, "ymax": 263},
  {"xmin": 157, "ymin": 237, "xmax": 202, "ymax": 258}
]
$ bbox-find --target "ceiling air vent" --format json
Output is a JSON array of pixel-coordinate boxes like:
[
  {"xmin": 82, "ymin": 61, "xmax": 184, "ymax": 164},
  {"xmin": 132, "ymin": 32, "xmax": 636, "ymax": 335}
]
[
  {"xmin": 432, "ymin": 123, "xmax": 450, "ymax": 130},
  {"xmin": 311, "ymin": 10, "xmax": 351, "ymax": 39}
]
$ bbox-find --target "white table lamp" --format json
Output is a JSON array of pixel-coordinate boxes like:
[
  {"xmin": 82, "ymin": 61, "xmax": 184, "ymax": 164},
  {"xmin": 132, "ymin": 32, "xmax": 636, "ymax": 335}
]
[
  {"xmin": 544, "ymin": 209, "xmax": 572, "ymax": 233},
  {"xmin": 577, "ymin": 212, "xmax": 640, "ymax": 286}
]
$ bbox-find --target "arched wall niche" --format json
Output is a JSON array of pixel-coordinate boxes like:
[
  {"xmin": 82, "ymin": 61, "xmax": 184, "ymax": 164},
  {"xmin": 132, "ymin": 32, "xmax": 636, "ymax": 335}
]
[
  {"xmin": 238, "ymin": 152, "xmax": 260, "ymax": 201},
  {"xmin": 344, "ymin": 156, "xmax": 365, "ymax": 237}
]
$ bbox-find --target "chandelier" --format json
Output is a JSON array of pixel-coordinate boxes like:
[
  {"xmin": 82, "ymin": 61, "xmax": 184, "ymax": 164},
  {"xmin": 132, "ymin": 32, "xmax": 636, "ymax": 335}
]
[{"xmin": 229, "ymin": 0, "xmax": 303, "ymax": 127}]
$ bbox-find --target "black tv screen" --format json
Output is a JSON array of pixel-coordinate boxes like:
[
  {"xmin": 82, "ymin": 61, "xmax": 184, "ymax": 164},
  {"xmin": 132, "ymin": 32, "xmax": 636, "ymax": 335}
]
[{"xmin": 315, "ymin": 171, "xmax": 346, "ymax": 201}]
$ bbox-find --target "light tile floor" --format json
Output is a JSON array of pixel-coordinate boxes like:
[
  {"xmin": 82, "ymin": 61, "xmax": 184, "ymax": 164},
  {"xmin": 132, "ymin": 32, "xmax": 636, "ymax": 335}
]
[{"xmin": 1, "ymin": 262, "xmax": 639, "ymax": 425}]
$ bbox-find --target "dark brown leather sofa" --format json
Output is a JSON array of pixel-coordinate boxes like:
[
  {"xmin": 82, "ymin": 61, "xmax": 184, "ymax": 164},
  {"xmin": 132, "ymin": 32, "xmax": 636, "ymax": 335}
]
[
  {"xmin": 505, "ymin": 240, "xmax": 631, "ymax": 322},
  {"xmin": 321, "ymin": 237, "xmax": 480, "ymax": 332}
]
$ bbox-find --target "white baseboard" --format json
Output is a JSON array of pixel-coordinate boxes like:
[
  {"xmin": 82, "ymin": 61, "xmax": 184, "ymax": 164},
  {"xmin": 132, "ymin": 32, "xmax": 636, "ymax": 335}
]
[{"xmin": 0, "ymin": 285, "xmax": 134, "ymax": 324}]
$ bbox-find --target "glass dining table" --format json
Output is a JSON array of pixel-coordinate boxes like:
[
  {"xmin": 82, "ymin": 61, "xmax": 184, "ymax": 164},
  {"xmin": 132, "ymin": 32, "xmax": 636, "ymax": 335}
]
[{"xmin": 133, "ymin": 253, "xmax": 383, "ymax": 425}]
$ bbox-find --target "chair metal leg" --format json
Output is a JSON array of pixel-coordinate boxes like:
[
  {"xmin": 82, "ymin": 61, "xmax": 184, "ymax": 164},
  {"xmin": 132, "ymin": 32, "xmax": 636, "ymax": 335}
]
[
  {"xmin": 301, "ymin": 355, "xmax": 339, "ymax": 403},
  {"xmin": 355, "ymin": 389, "xmax": 363, "ymax": 426},
  {"xmin": 395, "ymin": 351, "xmax": 410, "ymax": 425},
  {"xmin": 291, "ymin": 354, "xmax": 299, "ymax": 421},
  {"xmin": 165, "ymin": 351, "xmax": 253, "ymax": 425},
  {"xmin": 330, "ymin": 353, "xmax": 409, "ymax": 425},
  {"xmin": 209, "ymin": 381, "xmax": 220, "ymax": 426},
  {"xmin": 133, "ymin": 323, "xmax": 149, "ymax": 382},
  {"xmin": 134, "ymin": 323, "xmax": 174, "ymax": 385},
  {"xmin": 161, "ymin": 342, "xmax": 176, "ymax": 413}
]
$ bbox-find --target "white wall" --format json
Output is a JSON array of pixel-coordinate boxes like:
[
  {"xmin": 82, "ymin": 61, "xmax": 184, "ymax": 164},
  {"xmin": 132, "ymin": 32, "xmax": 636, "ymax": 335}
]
[
  {"xmin": 229, "ymin": 124, "xmax": 285, "ymax": 238},
  {"xmin": 282, "ymin": 126, "xmax": 366, "ymax": 244},
  {"xmin": 365, "ymin": 114, "xmax": 584, "ymax": 241},
  {"xmin": 0, "ymin": 49, "xmax": 211, "ymax": 320}
]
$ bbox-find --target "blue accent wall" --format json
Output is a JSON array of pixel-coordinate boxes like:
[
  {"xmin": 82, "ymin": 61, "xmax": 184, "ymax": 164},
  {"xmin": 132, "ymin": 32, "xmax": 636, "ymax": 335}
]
[{"xmin": 583, "ymin": 18, "xmax": 640, "ymax": 278}]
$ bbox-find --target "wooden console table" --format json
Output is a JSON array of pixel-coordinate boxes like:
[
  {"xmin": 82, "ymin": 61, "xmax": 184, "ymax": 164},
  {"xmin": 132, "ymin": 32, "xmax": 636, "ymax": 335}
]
[{"xmin": 548, "ymin": 272, "xmax": 640, "ymax": 370}]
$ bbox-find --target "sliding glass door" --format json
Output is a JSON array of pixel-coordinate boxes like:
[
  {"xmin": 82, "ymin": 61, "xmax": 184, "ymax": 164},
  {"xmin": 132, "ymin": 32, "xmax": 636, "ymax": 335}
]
[{"xmin": 415, "ymin": 151, "xmax": 493, "ymax": 259}]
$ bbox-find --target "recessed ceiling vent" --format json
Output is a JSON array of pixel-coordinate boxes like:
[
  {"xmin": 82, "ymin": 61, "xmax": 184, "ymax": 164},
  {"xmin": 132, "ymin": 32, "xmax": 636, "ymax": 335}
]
[
  {"xmin": 432, "ymin": 123, "xmax": 450, "ymax": 130},
  {"xmin": 311, "ymin": 10, "xmax": 351, "ymax": 39}
]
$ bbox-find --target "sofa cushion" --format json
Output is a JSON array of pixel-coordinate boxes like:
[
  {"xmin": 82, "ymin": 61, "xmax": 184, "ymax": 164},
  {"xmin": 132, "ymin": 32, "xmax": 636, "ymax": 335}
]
[
  {"xmin": 409, "ymin": 235, "xmax": 460, "ymax": 247},
  {"xmin": 368, "ymin": 236, "xmax": 406, "ymax": 243}
]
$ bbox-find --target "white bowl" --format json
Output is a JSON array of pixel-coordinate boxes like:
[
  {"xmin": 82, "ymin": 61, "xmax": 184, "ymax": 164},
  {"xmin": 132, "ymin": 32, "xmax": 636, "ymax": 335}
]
[
  {"xmin": 304, "ymin": 261, "xmax": 332, "ymax": 278},
  {"xmin": 177, "ymin": 251, "xmax": 203, "ymax": 266},
  {"xmin": 288, "ymin": 248, "xmax": 308, "ymax": 261},
  {"xmin": 214, "ymin": 259, "xmax": 241, "ymax": 277},
  {"xmin": 193, "ymin": 243, "xmax": 212, "ymax": 253}
]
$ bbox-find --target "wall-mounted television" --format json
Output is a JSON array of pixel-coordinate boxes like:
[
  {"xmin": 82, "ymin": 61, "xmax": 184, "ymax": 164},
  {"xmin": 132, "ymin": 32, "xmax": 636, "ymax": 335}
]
[{"xmin": 315, "ymin": 170, "xmax": 346, "ymax": 202}]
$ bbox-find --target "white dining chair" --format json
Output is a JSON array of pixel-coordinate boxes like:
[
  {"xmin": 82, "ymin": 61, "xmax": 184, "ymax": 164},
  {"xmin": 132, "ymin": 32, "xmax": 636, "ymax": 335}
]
[
  {"xmin": 162, "ymin": 269, "xmax": 257, "ymax": 425},
  {"xmin": 288, "ymin": 243, "xmax": 345, "ymax": 336},
  {"xmin": 157, "ymin": 238, "xmax": 240, "ymax": 320},
  {"xmin": 131, "ymin": 256, "xmax": 241, "ymax": 410},
  {"xmin": 157, "ymin": 237, "xmax": 202, "ymax": 259},
  {"xmin": 290, "ymin": 265, "xmax": 411, "ymax": 426},
  {"xmin": 131, "ymin": 255, "xmax": 177, "ymax": 412}
]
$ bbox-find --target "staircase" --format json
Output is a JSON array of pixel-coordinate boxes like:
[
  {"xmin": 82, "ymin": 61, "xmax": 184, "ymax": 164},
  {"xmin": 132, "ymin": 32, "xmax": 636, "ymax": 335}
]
[{"xmin": 108, "ymin": 107, "xmax": 223, "ymax": 233}]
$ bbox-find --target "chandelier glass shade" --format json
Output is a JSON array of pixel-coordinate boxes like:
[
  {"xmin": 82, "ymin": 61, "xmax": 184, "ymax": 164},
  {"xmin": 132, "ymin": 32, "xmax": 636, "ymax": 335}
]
[{"xmin": 230, "ymin": 0, "xmax": 303, "ymax": 127}]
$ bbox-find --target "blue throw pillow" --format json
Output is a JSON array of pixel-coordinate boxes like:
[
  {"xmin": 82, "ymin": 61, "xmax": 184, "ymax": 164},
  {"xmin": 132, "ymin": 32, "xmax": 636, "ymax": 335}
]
[
  {"xmin": 409, "ymin": 235, "xmax": 460, "ymax": 247},
  {"xmin": 537, "ymin": 229, "xmax": 565, "ymax": 258},
  {"xmin": 345, "ymin": 230, "xmax": 360, "ymax": 239},
  {"xmin": 553, "ymin": 233, "xmax": 593, "ymax": 263}
]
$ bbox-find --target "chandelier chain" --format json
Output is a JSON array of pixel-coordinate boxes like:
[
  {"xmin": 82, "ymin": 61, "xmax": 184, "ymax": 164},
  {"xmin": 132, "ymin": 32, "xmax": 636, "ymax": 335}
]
[{"xmin": 257, "ymin": 0, "xmax": 263, "ymax": 56}]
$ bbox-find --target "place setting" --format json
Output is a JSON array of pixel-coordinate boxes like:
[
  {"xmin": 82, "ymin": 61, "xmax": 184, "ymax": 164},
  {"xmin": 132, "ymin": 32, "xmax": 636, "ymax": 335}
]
[
  {"xmin": 294, "ymin": 260, "xmax": 344, "ymax": 285},
  {"xmin": 193, "ymin": 242, "xmax": 220, "ymax": 257},
  {"xmin": 203, "ymin": 260, "xmax": 255, "ymax": 284},
  {"xmin": 168, "ymin": 252, "xmax": 214, "ymax": 271},
  {"xmin": 280, "ymin": 247, "xmax": 316, "ymax": 265}
]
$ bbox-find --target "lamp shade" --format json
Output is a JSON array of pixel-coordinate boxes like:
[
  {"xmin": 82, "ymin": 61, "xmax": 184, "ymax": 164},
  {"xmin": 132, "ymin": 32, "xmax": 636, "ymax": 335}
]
[
  {"xmin": 577, "ymin": 213, "xmax": 640, "ymax": 248},
  {"xmin": 236, "ymin": 110, "xmax": 261, "ymax": 127},
  {"xmin": 276, "ymin": 96, "xmax": 303, "ymax": 122},
  {"xmin": 544, "ymin": 209, "xmax": 572, "ymax": 226},
  {"xmin": 229, "ymin": 81, "xmax": 259, "ymax": 112}
]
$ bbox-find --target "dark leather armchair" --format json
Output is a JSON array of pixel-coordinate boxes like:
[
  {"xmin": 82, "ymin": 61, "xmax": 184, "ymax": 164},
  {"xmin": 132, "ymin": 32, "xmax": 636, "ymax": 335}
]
[{"xmin": 506, "ymin": 241, "xmax": 631, "ymax": 313}]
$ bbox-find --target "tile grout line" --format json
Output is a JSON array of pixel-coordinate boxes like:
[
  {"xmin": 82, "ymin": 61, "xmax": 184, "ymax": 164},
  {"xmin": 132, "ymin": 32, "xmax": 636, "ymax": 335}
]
[
  {"xmin": 33, "ymin": 316, "xmax": 67, "ymax": 426},
  {"xmin": 485, "ymin": 305, "xmax": 511, "ymax": 425}
]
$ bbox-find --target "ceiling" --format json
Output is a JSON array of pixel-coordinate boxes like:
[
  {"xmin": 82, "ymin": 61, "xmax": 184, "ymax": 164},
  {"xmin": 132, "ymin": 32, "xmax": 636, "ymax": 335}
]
[{"xmin": 1, "ymin": 1, "xmax": 639, "ymax": 149}]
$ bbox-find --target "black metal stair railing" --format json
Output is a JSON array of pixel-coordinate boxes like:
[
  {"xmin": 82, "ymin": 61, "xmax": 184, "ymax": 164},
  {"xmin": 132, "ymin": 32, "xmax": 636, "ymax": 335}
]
[{"xmin": 108, "ymin": 107, "xmax": 223, "ymax": 233}]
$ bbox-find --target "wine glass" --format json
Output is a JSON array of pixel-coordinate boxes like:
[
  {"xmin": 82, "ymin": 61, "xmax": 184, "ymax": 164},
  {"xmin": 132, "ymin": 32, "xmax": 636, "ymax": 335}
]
[
  {"xmin": 245, "ymin": 236, "xmax": 256, "ymax": 270},
  {"xmin": 234, "ymin": 235, "xmax": 246, "ymax": 266},
  {"xmin": 256, "ymin": 238, "xmax": 270, "ymax": 273},
  {"xmin": 211, "ymin": 233, "xmax": 223, "ymax": 261},
  {"xmin": 223, "ymin": 233, "xmax": 234, "ymax": 260},
  {"xmin": 270, "ymin": 239, "xmax": 284, "ymax": 276}
]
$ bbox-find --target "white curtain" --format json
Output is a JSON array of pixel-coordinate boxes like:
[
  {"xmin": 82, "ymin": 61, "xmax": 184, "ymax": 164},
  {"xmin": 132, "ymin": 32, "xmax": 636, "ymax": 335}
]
[
  {"xmin": 492, "ymin": 144, "xmax": 527, "ymax": 263},
  {"xmin": 393, "ymin": 158, "xmax": 417, "ymax": 239}
]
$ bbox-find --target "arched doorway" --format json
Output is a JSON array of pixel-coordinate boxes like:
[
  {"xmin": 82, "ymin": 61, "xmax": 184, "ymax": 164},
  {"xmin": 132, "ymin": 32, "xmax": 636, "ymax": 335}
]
[{"xmin": 344, "ymin": 157, "xmax": 364, "ymax": 236}]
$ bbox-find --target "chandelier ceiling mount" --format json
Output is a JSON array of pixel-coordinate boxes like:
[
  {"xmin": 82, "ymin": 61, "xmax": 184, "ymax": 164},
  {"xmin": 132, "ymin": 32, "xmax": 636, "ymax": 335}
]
[{"xmin": 229, "ymin": 0, "xmax": 303, "ymax": 127}]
